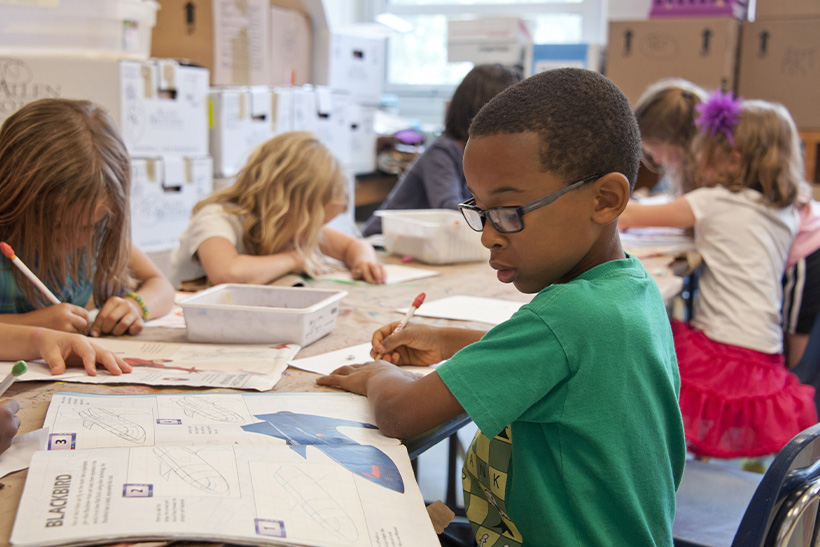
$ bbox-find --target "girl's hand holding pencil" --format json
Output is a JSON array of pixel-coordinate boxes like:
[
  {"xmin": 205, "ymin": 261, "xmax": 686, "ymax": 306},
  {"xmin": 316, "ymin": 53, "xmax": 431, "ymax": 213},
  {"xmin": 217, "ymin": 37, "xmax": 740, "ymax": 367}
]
[
  {"xmin": 1, "ymin": 241, "xmax": 90, "ymax": 334},
  {"xmin": 21, "ymin": 304, "xmax": 90, "ymax": 334}
]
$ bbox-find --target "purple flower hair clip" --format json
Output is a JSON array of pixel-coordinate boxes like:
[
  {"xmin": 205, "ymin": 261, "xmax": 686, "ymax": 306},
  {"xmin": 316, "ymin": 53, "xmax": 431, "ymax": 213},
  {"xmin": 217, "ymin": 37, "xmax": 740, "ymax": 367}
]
[{"xmin": 695, "ymin": 90, "xmax": 743, "ymax": 146}]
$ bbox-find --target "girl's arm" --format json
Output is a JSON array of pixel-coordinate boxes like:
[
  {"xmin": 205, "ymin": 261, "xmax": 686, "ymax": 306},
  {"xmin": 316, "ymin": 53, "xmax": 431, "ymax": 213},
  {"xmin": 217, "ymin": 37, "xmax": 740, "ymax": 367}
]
[
  {"xmin": 89, "ymin": 246, "xmax": 175, "ymax": 337},
  {"xmin": 0, "ymin": 324, "xmax": 130, "ymax": 376},
  {"xmin": 319, "ymin": 226, "xmax": 386, "ymax": 284},
  {"xmin": 197, "ymin": 236, "xmax": 306, "ymax": 285},
  {"xmin": 618, "ymin": 196, "xmax": 696, "ymax": 231}
]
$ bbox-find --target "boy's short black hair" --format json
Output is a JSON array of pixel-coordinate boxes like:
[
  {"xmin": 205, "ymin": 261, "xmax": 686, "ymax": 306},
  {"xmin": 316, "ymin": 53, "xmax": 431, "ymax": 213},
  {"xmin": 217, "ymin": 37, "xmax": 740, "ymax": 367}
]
[{"xmin": 469, "ymin": 68, "xmax": 641, "ymax": 190}]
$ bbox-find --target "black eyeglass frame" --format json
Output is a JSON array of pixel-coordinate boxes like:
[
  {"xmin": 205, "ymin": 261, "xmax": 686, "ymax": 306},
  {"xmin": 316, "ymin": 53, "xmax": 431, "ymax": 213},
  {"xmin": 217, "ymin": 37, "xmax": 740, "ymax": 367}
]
[{"xmin": 458, "ymin": 174, "xmax": 604, "ymax": 234}]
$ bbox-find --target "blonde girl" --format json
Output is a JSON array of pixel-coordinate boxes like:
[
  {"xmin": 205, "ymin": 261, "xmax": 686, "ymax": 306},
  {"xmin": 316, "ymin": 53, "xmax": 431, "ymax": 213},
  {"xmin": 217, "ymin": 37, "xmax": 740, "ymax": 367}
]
[
  {"xmin": 171, "ymin": 131, "xmax": 385, "ymax": 287},
  {"xmin": 634, "ymin": 78, "xmax": 707, "ymax": 195},
  {"xmin": 620, "ymin": 94, "xmax": 816, "ymax": 458},
  {"xmin": 0, "ymin": 99, "xmax": 175, "ymax": 340}
]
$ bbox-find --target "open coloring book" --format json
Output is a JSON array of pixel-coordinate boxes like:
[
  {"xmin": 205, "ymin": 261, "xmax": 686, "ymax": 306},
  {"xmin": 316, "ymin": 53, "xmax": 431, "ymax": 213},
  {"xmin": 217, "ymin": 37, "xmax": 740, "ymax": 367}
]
[
  {"xmin": 11, "ymin": 392, "xmax": 439, "ymax": 547},
  {"xmin": 0, "ymin": 339, "xmax": 300, "ymax": 391}
]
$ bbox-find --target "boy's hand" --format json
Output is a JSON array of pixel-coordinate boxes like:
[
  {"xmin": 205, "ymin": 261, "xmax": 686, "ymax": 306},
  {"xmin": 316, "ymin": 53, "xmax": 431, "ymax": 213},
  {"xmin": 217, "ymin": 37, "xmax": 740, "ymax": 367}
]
[
  {"xmin": 25, "ymin": 303, "xmax": 89, "ymax": 334},
  {"xmin": 316, "ymin": 361, "xmax": 414, "ymax": 395},
  {"xmin": 351, "ymin": 260, "xmax": 386, "ymax": 284},
  {"xmin": 372, "ymin": 323, "xmax": 446, "ymax": 366},
  {"xmin": 0, "ymin": 399, "xmax": 21, "ymax": 455},
  {"xmin": 89, "ymin": 296, "xmax": 144, "ymax": 337},
  {"xmin": 31, "ymin": 329, "xmax": 132, "ymax": 376}
]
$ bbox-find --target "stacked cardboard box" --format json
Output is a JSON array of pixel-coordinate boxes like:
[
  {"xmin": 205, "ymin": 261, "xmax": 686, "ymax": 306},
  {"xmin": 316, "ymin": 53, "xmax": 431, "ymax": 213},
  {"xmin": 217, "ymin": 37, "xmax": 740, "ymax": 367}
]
[
  {"xmin": 606, "ymin": 17, "xmax": 742, "ymax": 106},
  {"xmin": 739, "ymin": 0, "xmax": 820, "ymax": 183},
  {"xmin": 0, "ymin": 54, "xmax": 213, "ymax": 253}
]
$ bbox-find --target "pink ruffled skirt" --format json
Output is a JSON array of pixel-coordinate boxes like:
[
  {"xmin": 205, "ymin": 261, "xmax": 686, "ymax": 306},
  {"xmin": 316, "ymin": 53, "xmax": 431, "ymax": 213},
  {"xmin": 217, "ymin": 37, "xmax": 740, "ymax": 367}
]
[{"xmin": 672, "ymin": 320, "xmax": 818, "ymax": 458}]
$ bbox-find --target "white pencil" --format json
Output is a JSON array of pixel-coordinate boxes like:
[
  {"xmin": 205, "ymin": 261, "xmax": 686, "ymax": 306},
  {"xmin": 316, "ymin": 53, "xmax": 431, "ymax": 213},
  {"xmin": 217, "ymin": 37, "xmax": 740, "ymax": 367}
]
[{"xmin": 1, "ymin": 242, "xmax": 61, "ymax": 305}]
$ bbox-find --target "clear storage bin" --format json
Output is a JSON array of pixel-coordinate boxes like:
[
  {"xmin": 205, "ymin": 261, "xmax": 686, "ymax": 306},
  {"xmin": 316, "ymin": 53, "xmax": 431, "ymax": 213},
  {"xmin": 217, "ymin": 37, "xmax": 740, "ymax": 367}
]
[
  {"xmin": 376, "ymin": 209, "xmax": 490, "ymax": 265},
  {"xmin": 179, "ymin": 284, "xmax": 347, "ymax": 346}
]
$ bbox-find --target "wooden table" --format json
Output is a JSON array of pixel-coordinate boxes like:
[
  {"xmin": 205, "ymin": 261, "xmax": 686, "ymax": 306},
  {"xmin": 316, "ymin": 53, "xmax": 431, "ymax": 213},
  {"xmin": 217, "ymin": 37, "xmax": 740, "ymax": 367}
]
[{"xmin": 0, "ymin": 253, "xmax": 682, "ymax": 546}]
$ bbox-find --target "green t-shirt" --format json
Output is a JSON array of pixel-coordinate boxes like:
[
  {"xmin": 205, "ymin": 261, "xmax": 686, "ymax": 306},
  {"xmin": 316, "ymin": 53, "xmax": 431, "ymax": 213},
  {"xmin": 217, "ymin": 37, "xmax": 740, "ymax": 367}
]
[{"xmin": 437, "ymin": 256, "xmax": 685, "ymax": 546}]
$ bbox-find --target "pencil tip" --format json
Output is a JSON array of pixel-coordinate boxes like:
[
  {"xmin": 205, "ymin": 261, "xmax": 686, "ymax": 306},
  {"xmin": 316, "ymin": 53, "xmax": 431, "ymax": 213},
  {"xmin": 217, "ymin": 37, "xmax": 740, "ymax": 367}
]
[{"xmin": 0, "ymin": 242, "xmax": 14, "ymax": 259}]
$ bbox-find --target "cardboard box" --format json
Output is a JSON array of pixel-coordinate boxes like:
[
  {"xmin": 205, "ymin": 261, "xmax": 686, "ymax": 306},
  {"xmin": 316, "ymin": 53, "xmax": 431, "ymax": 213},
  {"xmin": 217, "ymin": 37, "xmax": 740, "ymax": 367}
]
[
  {"xmin": 606, "ymin": 18, "xmax": 741, "ymax": 105},
  {"xmin": 0, "ymin": 56, "xmax": 208, "ymax": 157},
  {"xmin": 270, "ymin": 5, "xmax": 312, "ymax": 85},
  {"xmin": 152, "ymin": 0, "xmax": 311, "ymax": 86},
  {"xmin": 754, "ymin": 0, "xmax": 820, "ymax": 20},
  {"xmin": 347, "ymin": 104, "xmax": 377, "ymax": 175},
  {"xmin": 447, "ymin": 17, "xmax": 532, "ymax": 66},
  {"xmin": 326, "ymin": 32, "xmax": 385, "ymax": 105},
  {"xmin": 209, "ymin": 86, "xmax": 295, "ymax": 177},
  {"xmin": 738, "ymin": 19, "xmax": 820, "ymax": 130},
  {"xmin": 130, "ymin": 155, "xmax": 214, "ymax": 252},
  {"xmin": 0, "ymin": 0, "xmax": 158, "ymax": 59}
]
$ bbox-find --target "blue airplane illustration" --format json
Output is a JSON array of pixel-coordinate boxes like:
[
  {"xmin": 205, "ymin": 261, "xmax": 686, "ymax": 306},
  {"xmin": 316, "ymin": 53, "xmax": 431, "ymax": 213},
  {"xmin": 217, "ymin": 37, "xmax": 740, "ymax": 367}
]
[{"xmin": 241, "ymin": 411, "xmax": 404, "ymax": 493}]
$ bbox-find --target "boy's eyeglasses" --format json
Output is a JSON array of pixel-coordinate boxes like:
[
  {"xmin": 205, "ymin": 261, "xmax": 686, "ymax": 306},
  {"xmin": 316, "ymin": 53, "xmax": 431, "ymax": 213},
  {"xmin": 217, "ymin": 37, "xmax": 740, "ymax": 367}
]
[{"xmin": 458, "ymin": 174, "xmax": 603, "ymax": 234}]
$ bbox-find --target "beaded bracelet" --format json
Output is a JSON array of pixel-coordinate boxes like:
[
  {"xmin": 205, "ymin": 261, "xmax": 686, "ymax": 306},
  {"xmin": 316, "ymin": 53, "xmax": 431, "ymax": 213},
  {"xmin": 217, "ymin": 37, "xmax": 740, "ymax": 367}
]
[{"xmin": 122, "ymin": 291, "xmax": 150, "ymax": 320}]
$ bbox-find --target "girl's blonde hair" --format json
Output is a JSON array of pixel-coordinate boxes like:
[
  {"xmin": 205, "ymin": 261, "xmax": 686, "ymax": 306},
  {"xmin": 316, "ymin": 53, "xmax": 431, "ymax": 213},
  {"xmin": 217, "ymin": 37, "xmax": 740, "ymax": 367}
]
[
  {"xmin": 691, "ymin": 100, "xmax": 803, "ymax": 208},
  {"xmin": 0, "ymin": 99, "xmax": 131, "ymax": 307},
  {"xmin": 634, "ymin": 79, "xmax": 707, "ymax": 193},
  {"xmin": 194, "ymin": 131, "xmax": 347, "ymax": 273}
]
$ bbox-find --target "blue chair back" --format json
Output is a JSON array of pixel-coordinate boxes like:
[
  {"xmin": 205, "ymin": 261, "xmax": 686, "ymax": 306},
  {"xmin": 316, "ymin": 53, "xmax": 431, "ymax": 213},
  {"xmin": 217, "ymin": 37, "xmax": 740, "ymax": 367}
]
[
  {"xmin": 731, "ymin": 422, "xmax": 820, "ymax": 546},
  {"xmin": 792, "ymin": 311, "xmax": 820, "ymax": 417}
]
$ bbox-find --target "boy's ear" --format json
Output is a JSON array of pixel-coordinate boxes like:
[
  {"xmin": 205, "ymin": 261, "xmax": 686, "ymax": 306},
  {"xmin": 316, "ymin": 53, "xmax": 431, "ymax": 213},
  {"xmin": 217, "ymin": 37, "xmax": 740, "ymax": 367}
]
[{"xmin": 590, "ymin": 173, "xmax": 631, "ymax": 225}]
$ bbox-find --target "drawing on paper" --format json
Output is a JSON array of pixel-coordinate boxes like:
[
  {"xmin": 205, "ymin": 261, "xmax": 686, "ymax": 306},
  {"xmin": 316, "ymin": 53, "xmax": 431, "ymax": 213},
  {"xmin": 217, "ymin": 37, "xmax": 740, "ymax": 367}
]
[
  {"xmin": 177, "ymin": 396, "xmax": 245, "ymax": 423},
  {"xmin": 153, "ymin": 446, "xmax": 230, "ymax": 494},
  {"xmin": 78, "ymin": 408, "xmax": 147, "ymax": 444},
  {"xmin": 123, "ymin": 357, "xmax": 202, "ymax": 374},
  {"xmin": 274, "ymin": 465, "xmax": 359, "ymax": 542},
  {"xmin": 242, "ymin": 411, "xmax": 404, "ymax": 493}
]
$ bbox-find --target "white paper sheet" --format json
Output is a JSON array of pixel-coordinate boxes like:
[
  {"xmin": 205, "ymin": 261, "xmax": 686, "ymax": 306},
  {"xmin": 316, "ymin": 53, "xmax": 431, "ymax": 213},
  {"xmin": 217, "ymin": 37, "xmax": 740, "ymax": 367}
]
[
  {"xmin": 317, "ymin": 263, "xmax": 439, "ymax": 285},
  {"xmin": 143, "ymin": 304, "xmax": 186, "ymax": 329},
  {"xmin": 0, "ymin": 338, "xmax": 299, "ymax": 391},
  {"xmin": 620, "ymin": 227, "xmax": 694, "ymax": 258},
  {"xmin": 399, "ymin": 295, "xmax": 527, "ymax": 325},
  {"xmin": 11, "ymin": 392, "xmax": 440, "ymax": 547},
  {"xmin": 0, "ymin": 427, "xmax": 48, "ymax": 479},
  {"xmin": 289, "ymin": 343, "xmax": 437, "ymax": 377}
]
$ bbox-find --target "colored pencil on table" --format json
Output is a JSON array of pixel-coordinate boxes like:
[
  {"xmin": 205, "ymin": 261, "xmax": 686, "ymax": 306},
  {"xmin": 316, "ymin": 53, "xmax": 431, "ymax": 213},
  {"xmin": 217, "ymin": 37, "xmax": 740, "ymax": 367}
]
[
  {"xmin": 1, "ymin": 242, "xmax": 60, "ymax": 306},
  {"xmin": 375, "ymin": 292, "xmax": 426, "ymax": 360},
  {"xmin": 0, "ymin": 361, "xmax": 28, "ymax": 397}
]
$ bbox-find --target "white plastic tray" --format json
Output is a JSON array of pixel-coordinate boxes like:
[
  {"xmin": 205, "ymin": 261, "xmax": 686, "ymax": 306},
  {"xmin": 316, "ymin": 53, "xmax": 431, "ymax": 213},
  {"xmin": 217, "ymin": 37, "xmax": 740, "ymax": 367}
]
[{"xmin": 179, "ymin": 284, "xmax": 347, "ymax": 346}]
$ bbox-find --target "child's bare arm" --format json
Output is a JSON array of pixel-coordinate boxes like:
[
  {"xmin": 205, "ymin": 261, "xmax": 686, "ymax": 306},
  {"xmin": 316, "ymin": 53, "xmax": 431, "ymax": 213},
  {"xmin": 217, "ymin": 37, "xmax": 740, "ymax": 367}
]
[
  {"xmin": 196, "ymin": 236, "xmax": 305, "ymax": 285},
  {"xmin": 317, "ymin": 365, "xmax": 464, "ymax": 439},
  {"xmin": 319, "ymin": 226, "xmax": 386, "ymax": 284},
  {"xmin": 618, "ymin": 197, "xmax": 696, "ymax": 231}
]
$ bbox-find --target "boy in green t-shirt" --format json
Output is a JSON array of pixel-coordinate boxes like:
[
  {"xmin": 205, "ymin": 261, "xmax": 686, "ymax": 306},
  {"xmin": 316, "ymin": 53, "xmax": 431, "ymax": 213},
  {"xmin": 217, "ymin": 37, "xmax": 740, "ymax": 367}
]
[{"xmin": 318, "ymin": 68, "xmax": 685, "ymax": 546}]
